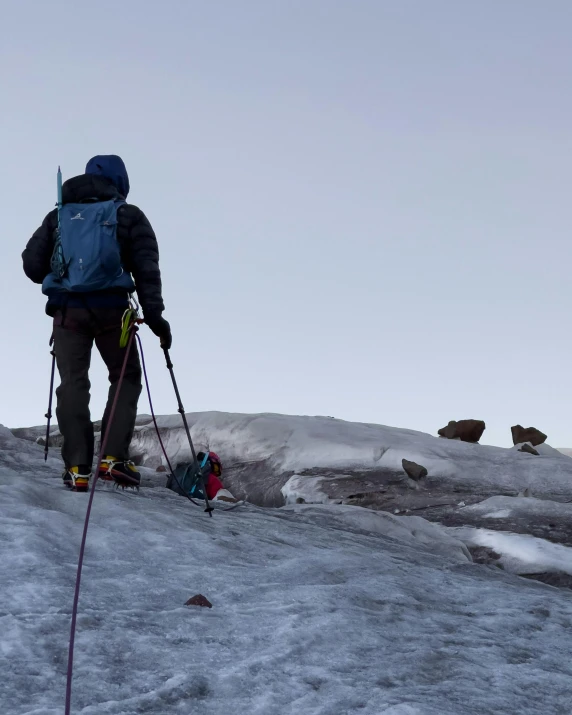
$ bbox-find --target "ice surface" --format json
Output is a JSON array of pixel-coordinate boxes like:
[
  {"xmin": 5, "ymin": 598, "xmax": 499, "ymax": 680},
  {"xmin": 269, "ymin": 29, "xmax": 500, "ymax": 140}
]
[
  {"xmin": 507, "ymin": 442, "xmax": 572, "ymax": 461},
  {"xmin": 281, "ymin": 503, "xmax": 471, "ymax": 563},
  {"xmin": 460, "ymin": 495, "xmax": 572, "ymax": 520},
  {"xmin": 123, "ymin": 412, "xmax": 572, "ymax": 506},
  {"xmin": 4, "ymin": 429, "xmax": 572, "ymax": 714},
  {"xmin": 15, "ymin": 413, "xmax": 572, "ymax": 508}
]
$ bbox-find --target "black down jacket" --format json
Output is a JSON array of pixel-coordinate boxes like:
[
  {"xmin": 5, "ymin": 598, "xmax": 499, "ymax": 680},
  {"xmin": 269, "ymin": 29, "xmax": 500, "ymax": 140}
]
[{"xmin": 22, "ymin": 174, "xmax": 165, "ymax": 317}]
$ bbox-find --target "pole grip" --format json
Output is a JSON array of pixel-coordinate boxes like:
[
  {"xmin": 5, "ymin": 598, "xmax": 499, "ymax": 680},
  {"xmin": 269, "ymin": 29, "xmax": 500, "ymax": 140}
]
[{"xmin": 163, "ymin": 347, "xmax": 173, "ymax": 369}]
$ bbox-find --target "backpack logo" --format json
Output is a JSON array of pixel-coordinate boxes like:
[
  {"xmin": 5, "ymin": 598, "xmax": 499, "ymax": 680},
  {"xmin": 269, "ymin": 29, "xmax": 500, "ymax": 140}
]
[{"xmin": 70, "ymin": 212, "xmax": 85, "ymax": 221}]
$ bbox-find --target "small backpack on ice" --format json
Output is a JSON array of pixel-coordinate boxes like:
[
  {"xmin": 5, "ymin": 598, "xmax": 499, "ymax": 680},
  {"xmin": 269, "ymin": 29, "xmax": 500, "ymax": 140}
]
[
  {"xmin": 42, "ymin": 200, "xmax": 135, "ymax": 296},
  {"xmin": 166, "ymin": 452, "xmax": 223, "ymax": 499}
]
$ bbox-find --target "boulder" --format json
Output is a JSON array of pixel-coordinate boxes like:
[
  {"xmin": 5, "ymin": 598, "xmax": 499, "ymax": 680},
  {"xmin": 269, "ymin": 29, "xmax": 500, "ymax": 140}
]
[
  {"xmin": 185, "ymin": 594, "xmax": 213, "ymax": 608},
  {"xmin": 438, "ymin": 419, "xmax": 486, "ymax": 443},
  {"xmin": 470, "ymin": 546, "xmax": 502, "ymax": 566},
  {"xmin": 519, "ymin": 443, "xmax": 539, "ymax": 456},
  {"xmin": 402, "ymin": 459, "xmax": 428, "ymax": 481},
  {"xmin": 156, "ymin": 465, "xmax": 167, "ymax": 473},
  {"xmin": 511, "ymin": 425, "xmax": 547, "ymax": 447}
]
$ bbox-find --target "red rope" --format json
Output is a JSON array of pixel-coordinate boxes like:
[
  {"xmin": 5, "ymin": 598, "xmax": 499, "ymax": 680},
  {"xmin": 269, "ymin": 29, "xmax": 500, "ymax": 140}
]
[{"xmin": 65, "ymin": 328, "xmax": 136, "ymax": 715}]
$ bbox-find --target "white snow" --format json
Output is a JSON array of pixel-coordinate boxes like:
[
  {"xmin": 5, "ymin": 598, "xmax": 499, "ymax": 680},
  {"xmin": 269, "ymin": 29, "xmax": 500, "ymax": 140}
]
[
  {"xmin": 447, "ymin": 496, "xmax": 572, "ymax": 577},
  {"xmin": 448, "ymin": 526, "xmax": 572, "ymax": 576},
  {"xmin": 459, "ymin": 494, "xmax": 572, "ymax": 522},
  {"xmin": 4, "ymin": 426, "xmax": 572, "ymax": 714},
  {"xmin": 281, "ymin": 473, "xmax": 336, "ymax": 505},
  {"xmin": 481, "ymin": 509, "xmax": 512, "ymax": 519}
]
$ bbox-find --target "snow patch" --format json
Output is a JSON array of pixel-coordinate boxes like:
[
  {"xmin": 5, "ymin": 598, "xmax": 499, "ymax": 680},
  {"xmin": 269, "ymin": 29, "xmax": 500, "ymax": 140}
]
[
  {"xmin": 448, "ymin": 526, "xmax": 572, "ymax": 576},
  {"xmin": 281, "ymin": 474, "xmax": 336, "ymax": 505},
  {"xmin": 481, "ymin": 509, "xmax": 512, "ymax": 519}
]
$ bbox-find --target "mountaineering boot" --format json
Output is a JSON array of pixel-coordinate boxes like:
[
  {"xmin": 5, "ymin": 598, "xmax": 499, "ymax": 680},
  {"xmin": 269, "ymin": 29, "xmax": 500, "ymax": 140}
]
[
  {"xmin": 62, "ymin": 465, "xmax": 92, "ymax": 492},
  {"xmin": 99, "ymin": 456, "xmax": 141, "ymax": 489}
]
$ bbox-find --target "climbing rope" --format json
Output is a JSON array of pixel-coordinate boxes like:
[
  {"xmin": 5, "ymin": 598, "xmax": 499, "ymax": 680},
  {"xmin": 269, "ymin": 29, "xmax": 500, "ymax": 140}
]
[
  {"xmin": 65, "ymin": 319, "xmax": 244, "ymax": 710},
  {"xmin": 65, "ymin": 326, "xmax": 137, "ymax": 715},
  {"xmin": 136, "ymin": 332, "xmax": 204, "ymax": 509}
]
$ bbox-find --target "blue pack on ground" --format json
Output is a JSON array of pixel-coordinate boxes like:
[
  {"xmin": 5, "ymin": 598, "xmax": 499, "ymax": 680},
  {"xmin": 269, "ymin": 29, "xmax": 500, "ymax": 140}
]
[
  {"xmin": 166, "ymin": 462, "xmax": 209, "ymax": 500},
  {"xmin": 42, "ymin": 200, "xmax": 135, "ymax": 295}
]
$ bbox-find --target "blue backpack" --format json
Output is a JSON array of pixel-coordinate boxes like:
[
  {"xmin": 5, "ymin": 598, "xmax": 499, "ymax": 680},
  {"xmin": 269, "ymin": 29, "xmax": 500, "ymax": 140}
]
[
  {"xmin": 166, "ymin": 453, "xmax": 212, "ymax": 500},
  {"xmin": 42, "ymin": 200, "xmax": 135, "ymax": 296}
]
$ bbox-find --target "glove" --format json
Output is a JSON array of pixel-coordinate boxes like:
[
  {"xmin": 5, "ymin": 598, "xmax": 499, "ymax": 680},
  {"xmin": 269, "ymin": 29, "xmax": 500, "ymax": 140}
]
[{"xmin": 145, "ymin": 314, "xmax": 172, "ymax": 349}]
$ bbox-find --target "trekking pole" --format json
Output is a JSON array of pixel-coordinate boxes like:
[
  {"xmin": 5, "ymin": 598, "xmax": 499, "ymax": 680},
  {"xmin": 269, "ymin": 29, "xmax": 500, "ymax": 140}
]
[
  {"xmin": 44, "ymin": 167, "xmax": 63, "ymax": 460},
  {"xmin": 163, "ymin": 347, "xmax": 214, "ymax": 516},
  {"xmin": 44, "ymin": 335, "xmax": 56, "ymax": 461}
]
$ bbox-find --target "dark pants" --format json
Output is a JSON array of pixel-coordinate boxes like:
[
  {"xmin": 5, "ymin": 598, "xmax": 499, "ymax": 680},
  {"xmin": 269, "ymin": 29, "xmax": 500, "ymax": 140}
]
[{"xmin": 53, "ymin": 307, "xmax": 142, "ymax": 468}]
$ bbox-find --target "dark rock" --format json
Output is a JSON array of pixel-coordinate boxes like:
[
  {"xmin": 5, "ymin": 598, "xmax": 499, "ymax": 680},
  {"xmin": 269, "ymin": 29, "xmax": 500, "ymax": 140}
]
[
  {"xmin": 438, "ymin": 419, "xmax": 486, "ymax": 443},
  {"xmin": 511, "ymin": 425, "xmax": 547, "ymax": 447},
  {"xmin": 469, "ymin": 546, "xmax": 502, "ymax": 566},
  {"xmin": 156, "ymin": 465, "xmax": 167, "ymax": 473},
  {"xmin": 402, "ymin": 459, "xmax": 428, "ymax": 481},
  {"xmin": 185, "ymin": 594, "xmax": 213, "ymax": 608},
  {"xmin": 438, "ymin": 421, "xmax": 459, "ymax": 440},
  {"xmin": 522, "ymin": 573, "xmax": 572, "ymax": 590},
  {"xmin": 519, "ymin": 443, "xmax": 540, "ymax": 456},
  {"xmin": 296, "ymin": 497, "xmax": 306, "ymax": 504}
]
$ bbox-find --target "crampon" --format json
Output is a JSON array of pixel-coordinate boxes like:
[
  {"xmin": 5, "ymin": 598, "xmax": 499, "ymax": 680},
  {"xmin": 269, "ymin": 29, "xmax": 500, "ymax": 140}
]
[
  {"xmin": 98, "ymin": 458, "xmax": 141, "ymax": 490},
  {"xmin": 63, "ymin": 467, "xmax": 92, "ymax": 492}
]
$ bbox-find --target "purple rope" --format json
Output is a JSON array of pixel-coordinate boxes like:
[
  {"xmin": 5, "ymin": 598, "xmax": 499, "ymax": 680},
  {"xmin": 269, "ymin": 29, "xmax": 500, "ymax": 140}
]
[
  {"xmin": 136, "ymin": 334, "xmax": 243, "ymax": 513},
  {"xmin": 65, "ymin": 329, "xmax": 136, "ymax": 715},
  {"xmin": 139, "ymin": 335, "xmax": 244, "ymax": 513}
]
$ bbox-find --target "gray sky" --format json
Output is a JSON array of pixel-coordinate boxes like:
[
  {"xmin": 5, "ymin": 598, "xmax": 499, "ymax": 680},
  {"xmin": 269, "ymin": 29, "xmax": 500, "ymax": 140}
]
[{"xmin": 2, "ymin": 0, "xmax": 572, "ymax": 447}]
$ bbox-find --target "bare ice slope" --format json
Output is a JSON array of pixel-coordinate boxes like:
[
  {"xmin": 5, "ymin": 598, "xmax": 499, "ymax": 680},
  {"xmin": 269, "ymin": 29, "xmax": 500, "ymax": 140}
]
[{"xmin": 3, "ymin": 426, "xmax": 572, "ymax": 714}]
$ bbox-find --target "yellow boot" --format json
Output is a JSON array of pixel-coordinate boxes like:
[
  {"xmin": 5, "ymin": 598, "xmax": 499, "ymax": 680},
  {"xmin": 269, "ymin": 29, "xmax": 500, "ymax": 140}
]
[{"xmin": 62, "ymin": 466, "xmax": 91, "ymax": 492}]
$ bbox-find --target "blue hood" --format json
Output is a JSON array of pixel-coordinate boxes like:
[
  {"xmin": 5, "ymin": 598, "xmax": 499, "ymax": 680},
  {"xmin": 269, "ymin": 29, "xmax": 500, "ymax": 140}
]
[{"xmin": 85, "ymin": 155, "xmax": 130, "ymax": 198}]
